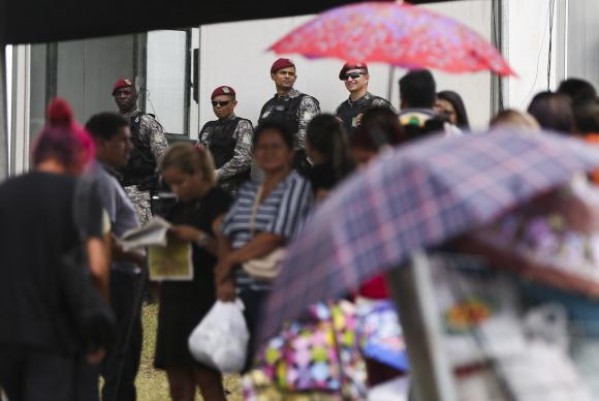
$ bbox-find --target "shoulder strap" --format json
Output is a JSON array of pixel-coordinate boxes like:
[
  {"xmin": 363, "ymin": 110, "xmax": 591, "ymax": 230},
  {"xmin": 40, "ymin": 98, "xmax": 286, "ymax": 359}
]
[
  {"xmin": 234, "ymin": 117, "xmax": 253, "ymax": 128},
  {"xmin": 312, "ymin": 95, "xmax": 320, "ymax": 107},
  {"xmin": 132, "ymin": 111, "xmax": 163, "ymax": 133},
  {"xmin": 293, "ymin": 93, "xmax": 307, "ymax": 107},
  {"xmin": 258, "ymin": 98, "xmax": 276, "ymax": 122},
  {"xmin": 301, "ymin": 93, "xmax": 319, "ymax": 108},
  {"xmin": 365, "ymin": 95, "xmax": 378, "ymax": 109},
  {"xmin": 132, "ymin": 111, "xmax": 146, "ymax": 123},
  {"xmin": 129, "ymin": 111, "xmax": 145, "ymax": 138},
  {"xmin": 145, "ymin": 113, "xmax": 164, "ymax": 130},
  {"xmin": 198, "ymin": 121, "xmax": 214, "ymax": 142},
  {"xmin": 249, "ymin": 185, "xmax": 264, "ymax": 238}
]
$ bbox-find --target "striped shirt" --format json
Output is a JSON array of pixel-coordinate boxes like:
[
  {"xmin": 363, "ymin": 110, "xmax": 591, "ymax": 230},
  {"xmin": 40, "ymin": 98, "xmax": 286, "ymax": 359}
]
[{"xmin": 221, "ymin": 170, "xmax": 313, "ymax": 289}]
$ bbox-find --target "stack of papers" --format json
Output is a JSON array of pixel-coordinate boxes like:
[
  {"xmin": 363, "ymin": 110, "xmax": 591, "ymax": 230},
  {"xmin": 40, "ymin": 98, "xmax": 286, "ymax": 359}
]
[{"xmin": 119, "ymin": 216, "xmax": 193, "ymax": 281}]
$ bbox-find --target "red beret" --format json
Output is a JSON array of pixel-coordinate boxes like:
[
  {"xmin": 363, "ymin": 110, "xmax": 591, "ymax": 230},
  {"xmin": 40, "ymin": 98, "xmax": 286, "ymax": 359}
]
[
  {"xmin": 339, "ymin": 62, "xmax": 369, "ymax": 80},
  {"xmin": 270, "ymin": 58, "xmax": 295, "ymax": 74},
  {"xmin": 211, "ymin": 86, "xmax": 236, "ymax": 100},
  {"xmin": 112, "ymin": 78, "xmax": 134, "ymax": 95}
]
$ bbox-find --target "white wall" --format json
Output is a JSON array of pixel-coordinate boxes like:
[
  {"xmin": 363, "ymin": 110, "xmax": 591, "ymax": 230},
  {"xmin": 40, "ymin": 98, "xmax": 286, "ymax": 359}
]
[
  {"xmin": 198, "ymin": 1, "xmax": 494, "ymax": 132},
  {"xmin": 190, "ymin": 29, "xmax": 200, "ymax": 135},
  {"xmin": 402, "ymin": 1, "xmax": 493, "ymax": 129},
  {"xmin": 55, "ymin": 36, "xmax": 137, "ymax": 124},
  {"xmin": 5, "ymin": 46, "xmax": 11, "ymax": 137},
  {"xmin": 1, "ymin": 46, "xmax": 9, "ymax": 178},
  {"xmin": 198, "ymin": 15, "xmax": 353, "ymax": 131},
  {"xmin": 567, "ymin": 0, "xmax": 599, "ymax": 88},
  {"xmin": 504, "ymin": 0, "xmax": 563, "ymax": 110},
  {"xmin": 9, "ymin": 44, "xmax": 30, "ymax": 175},
  {"xmin": 147, "ymin": 30, "xmax": 188, "ymax": 134}
]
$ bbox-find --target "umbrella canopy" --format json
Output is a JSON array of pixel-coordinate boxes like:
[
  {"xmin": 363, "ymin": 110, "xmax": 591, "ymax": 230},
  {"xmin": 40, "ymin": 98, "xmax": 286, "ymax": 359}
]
[
  {"xmin": 458, "ymin": 176, "xmax": 599, "ymax": 297},
  {"xmin": 258, "ymin": 129, "xmax": 599, "ymax": 346},
  {"xmin": 269, "ymin": 1, "xmax": 515, "ymax": 76}
]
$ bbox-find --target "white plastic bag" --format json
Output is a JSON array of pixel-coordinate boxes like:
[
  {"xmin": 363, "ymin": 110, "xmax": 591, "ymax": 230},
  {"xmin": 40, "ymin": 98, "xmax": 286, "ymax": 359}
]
[{"xmin": 188, "ymin": 299, "xmax": 249, "ymax": 373}]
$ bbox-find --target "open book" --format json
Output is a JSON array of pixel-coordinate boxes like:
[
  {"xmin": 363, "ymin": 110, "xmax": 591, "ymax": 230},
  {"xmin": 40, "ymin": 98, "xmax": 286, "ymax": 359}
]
[{"xmin": 119, "ymin": 216, "xmax": 193, "ymax": 281}]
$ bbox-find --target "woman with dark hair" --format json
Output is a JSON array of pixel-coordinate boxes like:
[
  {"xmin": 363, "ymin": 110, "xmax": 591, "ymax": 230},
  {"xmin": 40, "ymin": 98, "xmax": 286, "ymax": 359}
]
[
  {"xmin": 527, "ymin": 91, "xmax": 575, "ymax": 134},
  {"xmin": 154, "ymin": 143, "xmax": 232, "ymax": 401},
  {"xmin": 349, "ymin": 106, "xmax": 407, "ymax": 167},
  {"xmin": 557, "ymin": 77, "xmax": 597, "ymax": 104},
  {"xmin": 216, "ymin": 120, "xmax": 313, "ymax": 370},
  {"xmin": 305, "ymin": 114, "xmax": 354, "ymax": 201},
  {"xmin": 434, "ymin": 90, "xmax": 470, "ymax": 130},
  {"xmin": 0, "ymin": 98, "xmax": 107, "ymax": 401}
]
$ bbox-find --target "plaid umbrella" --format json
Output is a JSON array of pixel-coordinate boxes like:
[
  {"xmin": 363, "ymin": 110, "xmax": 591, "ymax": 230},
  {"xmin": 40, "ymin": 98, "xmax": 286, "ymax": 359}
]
[
  {"xmin": 257, "ymin": 129, "xmax": 599, "ymax": 347},
  {"xmin": 269, "ymin": 2, "xmax": 515, "ymax": 76}
]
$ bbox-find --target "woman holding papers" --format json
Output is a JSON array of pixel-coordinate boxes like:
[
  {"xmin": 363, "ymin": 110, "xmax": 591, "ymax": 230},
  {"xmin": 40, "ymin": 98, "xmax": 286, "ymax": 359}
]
[
  {"xmin": 216, "ymin": 120, "xmax": 314, "ymax": 371},
  {"xmin": 153, "ymin": 143, "xmax": 232, "ymax": 401}
]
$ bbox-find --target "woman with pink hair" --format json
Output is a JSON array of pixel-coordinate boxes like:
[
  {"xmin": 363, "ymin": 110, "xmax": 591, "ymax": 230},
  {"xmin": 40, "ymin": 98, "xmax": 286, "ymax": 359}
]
[{"xmin": 0, "ymin": 99, "xmax": 110, "ymax": 401}]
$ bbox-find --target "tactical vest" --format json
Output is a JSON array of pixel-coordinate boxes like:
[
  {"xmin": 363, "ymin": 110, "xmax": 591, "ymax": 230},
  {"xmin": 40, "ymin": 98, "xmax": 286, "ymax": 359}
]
[
  {"xmin": 120, "ymin": 112, "xmax": 158, "ymax": 190},
  {"xmin": 336, "ymin": 95, "xmax": 378, "ymax": 135},
  {"xmin": 200, "ymin": 117, "xmax": 249, "ymax": 169},
  {"xmin": 199, "ymin": 117, "xmax": 252, "ymax": 190},
  {"xmin": 259, "ymin": 94, "xmax": 307, "ymax": 135}
]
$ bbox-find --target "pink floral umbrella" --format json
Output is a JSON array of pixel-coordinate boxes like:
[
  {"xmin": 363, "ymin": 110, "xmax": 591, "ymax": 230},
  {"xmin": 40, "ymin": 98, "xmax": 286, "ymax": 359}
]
[{"xmin": 269, "ymin": 1, "xmax": 515, "ymax": 76}]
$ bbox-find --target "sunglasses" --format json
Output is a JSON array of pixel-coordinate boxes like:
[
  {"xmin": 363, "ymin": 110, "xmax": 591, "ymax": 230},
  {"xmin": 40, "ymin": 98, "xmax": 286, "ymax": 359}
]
[
  {"xmin": 212, "ymin": 100, "xmax": 230, "ymax": 107},
  {"xmin": 344, "ymin": 72, "xmax": 365, "ymax": 81}
]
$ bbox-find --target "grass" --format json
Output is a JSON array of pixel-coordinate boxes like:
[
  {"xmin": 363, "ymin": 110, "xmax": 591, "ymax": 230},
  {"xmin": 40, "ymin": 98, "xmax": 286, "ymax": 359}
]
[{"xmin": 137, "ymin": 303, "xmax": 243, "ymax": 401}]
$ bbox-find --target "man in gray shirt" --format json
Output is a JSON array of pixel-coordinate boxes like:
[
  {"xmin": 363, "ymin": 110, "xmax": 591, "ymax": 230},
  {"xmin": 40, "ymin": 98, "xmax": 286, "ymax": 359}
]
[{"xmin": 85, "ymin": 112, "xmax": 145, "ymax": 401}]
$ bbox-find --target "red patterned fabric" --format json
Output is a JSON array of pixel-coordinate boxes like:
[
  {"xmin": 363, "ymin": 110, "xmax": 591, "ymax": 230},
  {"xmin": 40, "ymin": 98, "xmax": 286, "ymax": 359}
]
[{"xmin": 269, "ymin": 2, "xmax": 515, "ymax": 76}]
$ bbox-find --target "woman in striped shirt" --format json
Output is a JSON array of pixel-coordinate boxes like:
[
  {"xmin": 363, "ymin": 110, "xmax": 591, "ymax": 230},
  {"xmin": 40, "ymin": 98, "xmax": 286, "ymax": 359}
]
[{"xmin": 216, "ymin": 119, "xmax": 313, "ymax": 370}]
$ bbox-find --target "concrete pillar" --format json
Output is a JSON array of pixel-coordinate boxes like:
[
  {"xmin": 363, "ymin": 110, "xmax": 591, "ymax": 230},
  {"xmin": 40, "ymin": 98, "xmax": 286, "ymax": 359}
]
[
  {"xmin": 0, "ymin": 0, "xmax": 7, "ymax": 180},
  {"xmin": 566, "ymin": 0, "xmax": 599, "ymax": 86},
  {"xmin": 10, "ymin": 45, "xmax": 31, "ymax": 175},
  {"xmin": 386, "ymin": 251, "xmax": 459, "ymax": 401},
  {"xmin": 491, "ymin": 0, "xmax": 508, "ymax": 115},
  {"xmin": 0, "ymin": 44, "xmax": 8, "ymax": 180}
]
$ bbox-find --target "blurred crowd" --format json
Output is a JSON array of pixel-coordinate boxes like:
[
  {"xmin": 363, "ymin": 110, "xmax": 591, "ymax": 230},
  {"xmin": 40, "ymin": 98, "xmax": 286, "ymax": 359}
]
[{"xmin": 1, "ymin": 56, "xmax": 598, "ymax": 401}]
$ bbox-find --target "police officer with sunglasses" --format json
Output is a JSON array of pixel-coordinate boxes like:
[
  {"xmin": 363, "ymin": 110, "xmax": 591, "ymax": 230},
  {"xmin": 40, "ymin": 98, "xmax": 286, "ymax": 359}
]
[
  {"xmin": 335, "ymin": 62, "xmax": 396, "ymax": 136},
  {"xmin": 198, "ymin": 86, "xmax": 254, "ymax": 195}
]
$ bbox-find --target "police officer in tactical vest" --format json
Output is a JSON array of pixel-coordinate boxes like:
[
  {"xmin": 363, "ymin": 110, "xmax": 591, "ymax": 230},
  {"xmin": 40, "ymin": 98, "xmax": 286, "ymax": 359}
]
[
  {"xmin": 112, "ymin": 78, "xmax": 168, "ymax": 225},
  {"xmin": 258, "ymin": 58, "xmax": 320, "ymax": 176},
  {"xmin": 335, "ymin": 61, "xmax": 396, "ymax": 137},
  {"xmin": 198, "ymin": 86, "xmax": 253, "ymax": 195}
]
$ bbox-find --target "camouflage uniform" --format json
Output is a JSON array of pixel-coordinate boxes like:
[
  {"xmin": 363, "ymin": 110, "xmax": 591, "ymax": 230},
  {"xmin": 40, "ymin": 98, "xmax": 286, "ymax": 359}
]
[
  {"xmin": 198, "ymin": 114, "xmax": 253, "ymax": 195},
  {"xmin": 121, "ymin": 109, "xmax": 168, "ymax": 225},
  {"xmin": 258, "ymin": 89, "xmax": 320, "ymax": 176},
  {"xmin": 259, "ymin": 89, "xmax": 320, "ymax": 151}
]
